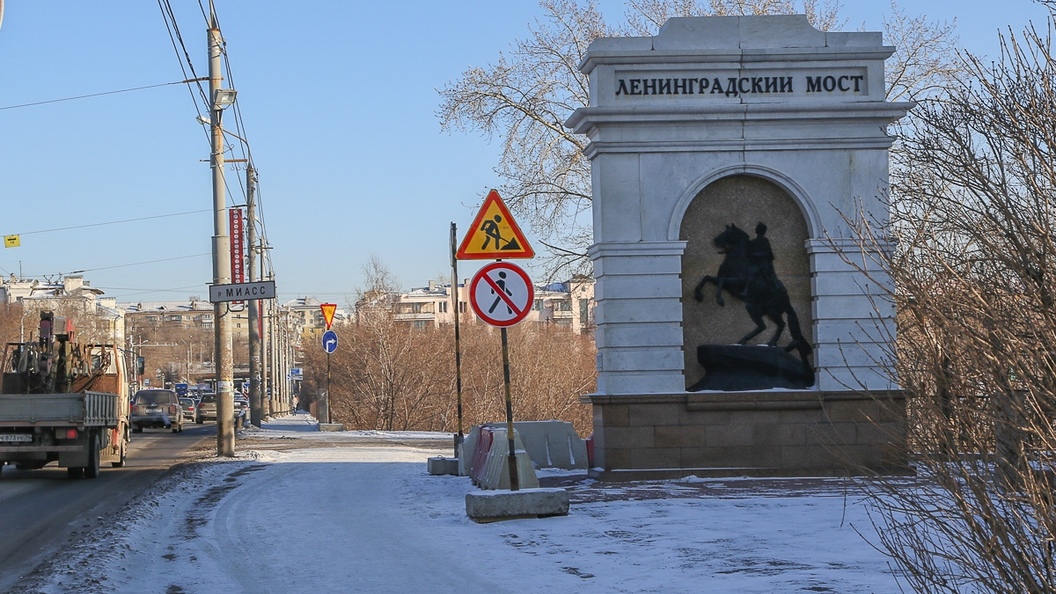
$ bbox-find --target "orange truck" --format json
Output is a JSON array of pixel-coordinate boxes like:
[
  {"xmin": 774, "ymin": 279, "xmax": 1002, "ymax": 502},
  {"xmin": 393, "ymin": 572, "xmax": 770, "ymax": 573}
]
[{"xmin": 0, "ymin": 312, "xmax": 130, "ymax": 479}]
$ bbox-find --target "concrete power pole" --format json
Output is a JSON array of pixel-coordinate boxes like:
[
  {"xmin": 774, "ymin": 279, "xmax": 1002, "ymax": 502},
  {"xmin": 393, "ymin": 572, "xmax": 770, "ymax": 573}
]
[
  {"xmin": 260, "ymin": 271, "xmax": 271, "ymax": 415},
  {"xmin": 247, "ymin": 165, "xmax": 263, "ymax": 427},
  {"xmin": 209, "ymin": 10, "xmax": 235, "ymax": 456}
]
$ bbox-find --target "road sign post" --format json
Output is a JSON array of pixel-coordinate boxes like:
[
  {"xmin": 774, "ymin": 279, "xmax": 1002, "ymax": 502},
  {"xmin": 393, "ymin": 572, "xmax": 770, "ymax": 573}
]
[
  {"xmin": 321, "ymin": 329, "xmax": 338, "ymax": 425},
  {"xmin": 459, "ymin": 190, "xmax": 536, "ymax": 491},
  {"xmin": 467, "ymin": 261, "xmax": 535, "ymax": 491}
]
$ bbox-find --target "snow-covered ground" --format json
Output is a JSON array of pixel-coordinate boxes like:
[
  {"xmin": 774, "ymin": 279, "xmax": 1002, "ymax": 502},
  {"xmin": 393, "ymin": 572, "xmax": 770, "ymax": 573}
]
[{"xmin": 19, "ymin": 413, "xmax": 904, "ymax": 593}]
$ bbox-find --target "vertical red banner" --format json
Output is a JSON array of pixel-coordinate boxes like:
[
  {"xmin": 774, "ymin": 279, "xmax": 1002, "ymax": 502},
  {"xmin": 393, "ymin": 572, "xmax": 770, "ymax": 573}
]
[{"xmin": 229, "ymin": 208, "xmax": 245, "ymax": 305}]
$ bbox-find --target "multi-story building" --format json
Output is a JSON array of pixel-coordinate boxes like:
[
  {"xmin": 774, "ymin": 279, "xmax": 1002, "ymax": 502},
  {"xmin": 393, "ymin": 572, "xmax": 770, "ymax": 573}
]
[
  {"xmin": 284, "ymin": 296, "xmax": 351, "ymax": 342},
  {"xmin": 121, "ymin": 298, "xmax": 218, "ymax": 335},
  {"xmin": 0, "ymin": 275, "xmax": 125, "ymax": 345},
  {"xmin": 530, "ymin": 275, "xmax": 595, "ymax": 334}
]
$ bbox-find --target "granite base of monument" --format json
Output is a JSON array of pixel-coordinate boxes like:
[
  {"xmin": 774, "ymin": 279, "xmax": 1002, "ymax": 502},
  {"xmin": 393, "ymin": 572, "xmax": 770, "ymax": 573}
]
[{"xmin": 585, "ymin": 390, "xmax": 910, "ymax": 481}]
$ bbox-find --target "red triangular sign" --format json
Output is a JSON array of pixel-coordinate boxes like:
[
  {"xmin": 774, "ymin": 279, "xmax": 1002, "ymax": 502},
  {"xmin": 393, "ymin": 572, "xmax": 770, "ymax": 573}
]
[
  {"xmin": 320, "ymin": 303, "xmax": 337, "ymax": 329},
  {"xmin": 456, "ymin": 189, "xmax": 534, "ymax": 260}
]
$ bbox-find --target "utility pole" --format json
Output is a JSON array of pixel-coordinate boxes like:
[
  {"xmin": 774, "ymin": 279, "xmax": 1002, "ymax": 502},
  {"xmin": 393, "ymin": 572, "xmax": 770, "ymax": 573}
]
[
  {"xmin": 247, "ymin": 165, "xmax": 263, "ymax": 427},
  {"xmin": 209, "ymin": 8, "xmax": 235, "ymax": 456},
  {"xmin": 261, "ymin": 265, "xmax": 271, "ymax": 416}
]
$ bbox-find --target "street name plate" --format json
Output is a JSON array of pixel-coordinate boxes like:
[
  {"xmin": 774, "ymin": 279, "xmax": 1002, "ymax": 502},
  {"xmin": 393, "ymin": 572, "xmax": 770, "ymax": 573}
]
[{"xmin": 209, "ymin": 281, "xmax": 276, "ymax": 303}]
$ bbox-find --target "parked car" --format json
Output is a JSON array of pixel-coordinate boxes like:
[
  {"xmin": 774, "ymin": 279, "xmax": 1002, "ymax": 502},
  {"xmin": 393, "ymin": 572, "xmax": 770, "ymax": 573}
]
[
  {"xmin": 234, "ymin": 395, "xmax": 250, "ymax": 428},
  {"xmin": 196, "ymin": 393, "xmax": 248, "ymax": 427},
  {"xmin": 196, "ymin": 393, "xmax": 217, "ymax": 424},
  {"xmin": 130, "ymin": 389, "xmax": 184, "ymax": 433},
  {"xmin": 179, "ymin": 397, "xmax": 197, "ymax": 423}
]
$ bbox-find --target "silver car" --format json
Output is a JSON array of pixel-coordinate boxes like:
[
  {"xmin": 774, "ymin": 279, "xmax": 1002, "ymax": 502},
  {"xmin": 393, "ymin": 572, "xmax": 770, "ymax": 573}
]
[
  {"xmin": 196, "ymin": 393, "xmax": 218, "ymax": 423},
  {"xmin": 130, "ymin": 389, "xmax": 184, "ymax": 433},
  {"xmin": 179, "ymin": 397, "xmax": 197, "ymax": 422}
]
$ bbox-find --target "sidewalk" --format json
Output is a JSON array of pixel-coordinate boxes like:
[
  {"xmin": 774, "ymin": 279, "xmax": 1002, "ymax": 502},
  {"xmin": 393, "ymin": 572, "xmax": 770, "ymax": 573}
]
[{"xmin": 20, "ymin": 412, "xmax": 902, "ymax": 594}]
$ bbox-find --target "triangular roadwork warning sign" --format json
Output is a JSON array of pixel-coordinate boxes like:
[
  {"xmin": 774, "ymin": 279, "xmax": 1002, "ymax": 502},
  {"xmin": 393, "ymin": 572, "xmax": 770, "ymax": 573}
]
[{"xmin": 456, "ymin": 189, "xmax": 535, "ymax": 260}]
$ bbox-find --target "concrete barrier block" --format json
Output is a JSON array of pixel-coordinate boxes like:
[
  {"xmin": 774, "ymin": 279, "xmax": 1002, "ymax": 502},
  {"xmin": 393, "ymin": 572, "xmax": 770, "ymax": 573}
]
[
  {"xmin": 459, "ymin": 425, "xmax": 483, "ymax": 476},
  {"xmin": 479, "ymin": 431, "xmax": 539, "ymax": 490},
  {"xmin": 427, "ymin": 456, "xmax": 459, "ymax": 476},
  {"xmin": 482, "ymin": 421, "xmax": 588, "ymax": 470},
  {"xmin": 465, "ymin": 488, "xmax": 570, "ymax": 523}
]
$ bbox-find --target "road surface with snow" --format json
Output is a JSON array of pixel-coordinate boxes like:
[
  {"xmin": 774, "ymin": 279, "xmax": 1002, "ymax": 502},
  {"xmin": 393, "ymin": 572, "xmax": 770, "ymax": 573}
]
[{"xmin": 13, "ymin": 413, "xmax": 904, "ymax": 594}]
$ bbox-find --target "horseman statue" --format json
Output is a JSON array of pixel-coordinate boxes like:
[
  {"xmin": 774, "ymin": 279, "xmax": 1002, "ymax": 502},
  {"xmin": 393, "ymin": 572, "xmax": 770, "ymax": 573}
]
[{"xmin": 692, "ymin": 223, "xmax": 813, "ymax": 388}]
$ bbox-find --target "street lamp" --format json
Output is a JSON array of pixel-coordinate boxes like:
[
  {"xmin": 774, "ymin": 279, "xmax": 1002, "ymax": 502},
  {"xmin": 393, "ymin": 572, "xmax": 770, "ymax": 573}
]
[{"xmin": 212, "ymin": 88, "xmax": 236, "ymax": 109}]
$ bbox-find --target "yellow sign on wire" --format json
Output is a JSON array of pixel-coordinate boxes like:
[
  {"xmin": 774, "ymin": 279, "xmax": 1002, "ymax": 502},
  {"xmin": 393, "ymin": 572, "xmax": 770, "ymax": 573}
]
[{"xmin": 4, "ymin": 235, "xmax": 20, "ymax": 248}]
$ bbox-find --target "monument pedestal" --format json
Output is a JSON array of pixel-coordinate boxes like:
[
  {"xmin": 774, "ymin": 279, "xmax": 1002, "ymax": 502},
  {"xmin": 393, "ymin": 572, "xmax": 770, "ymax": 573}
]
[{"xmin": 586, "ymin": 391, "xmax": 909, "ymax": 481}]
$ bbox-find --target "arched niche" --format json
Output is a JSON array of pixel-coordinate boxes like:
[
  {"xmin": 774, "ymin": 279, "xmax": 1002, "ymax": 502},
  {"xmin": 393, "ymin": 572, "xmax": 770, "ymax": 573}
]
[{"xmin": 679, "ymin": 174, "xmax": 813, "ymax": 390}]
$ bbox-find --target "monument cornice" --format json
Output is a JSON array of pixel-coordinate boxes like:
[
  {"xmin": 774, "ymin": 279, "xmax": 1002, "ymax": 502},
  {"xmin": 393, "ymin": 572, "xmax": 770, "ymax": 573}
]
[
  {"xmin": 580, "ymin": 47, "xmax": 896, "ymax": 71},
  {"xmin": 567, "ymin": 102, "xmax": 912, "ymax": 133}
]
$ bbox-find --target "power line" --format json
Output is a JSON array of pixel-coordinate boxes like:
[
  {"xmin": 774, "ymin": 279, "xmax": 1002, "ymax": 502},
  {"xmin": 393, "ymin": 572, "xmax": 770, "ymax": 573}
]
[
  {"xmin": 0, "ymin": 79, "xmax": 206, "ymax": 111},
  {"xmin": 21, "ymin": 252, "xmax": 209, "ymax": 280},
  {"xmin": 65, "ymin": 253, "xmax": 210, "ymax": 275},
  {"xmin": 10, "ymin": 209, "xmax": 209, "ymax": 237}
]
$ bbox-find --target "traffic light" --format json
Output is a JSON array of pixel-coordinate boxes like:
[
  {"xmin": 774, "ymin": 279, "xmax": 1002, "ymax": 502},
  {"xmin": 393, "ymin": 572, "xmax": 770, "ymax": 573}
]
[{"xmin": 135, "ymin": 356, "xmax": 145, "ymax": 376}]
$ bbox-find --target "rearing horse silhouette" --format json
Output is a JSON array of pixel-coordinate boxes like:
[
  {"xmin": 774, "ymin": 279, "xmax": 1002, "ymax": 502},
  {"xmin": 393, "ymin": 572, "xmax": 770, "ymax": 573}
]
[{"xmin": 693, "ymin": 223, "xmax": 812, "ymax": 364}]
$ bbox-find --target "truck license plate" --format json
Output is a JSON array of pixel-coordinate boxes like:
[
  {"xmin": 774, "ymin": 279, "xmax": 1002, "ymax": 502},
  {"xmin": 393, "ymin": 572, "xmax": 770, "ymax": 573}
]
[{"xmin": 0, "ymin": 434, "xmax": 32, "ymax": 442}]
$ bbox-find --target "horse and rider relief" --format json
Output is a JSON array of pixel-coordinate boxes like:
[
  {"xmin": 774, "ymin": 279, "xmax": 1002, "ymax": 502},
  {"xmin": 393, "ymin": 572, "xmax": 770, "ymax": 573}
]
[{"xmin": 688, "ymin": 221, "xmax": 814, "ymax": 391}]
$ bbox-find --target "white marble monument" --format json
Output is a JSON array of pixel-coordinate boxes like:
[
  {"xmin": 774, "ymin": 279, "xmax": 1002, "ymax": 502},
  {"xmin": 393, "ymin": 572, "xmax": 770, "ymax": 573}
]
[{"xmin": 567, "ymin": 15, "xmax": 912, "ymax": 479}]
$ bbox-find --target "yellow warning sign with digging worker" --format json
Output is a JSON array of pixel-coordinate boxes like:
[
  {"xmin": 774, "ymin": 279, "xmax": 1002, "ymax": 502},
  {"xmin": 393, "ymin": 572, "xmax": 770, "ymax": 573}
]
[{"xmin": 456, "ymin": 189, "xmax": 534, "ymax": 260}]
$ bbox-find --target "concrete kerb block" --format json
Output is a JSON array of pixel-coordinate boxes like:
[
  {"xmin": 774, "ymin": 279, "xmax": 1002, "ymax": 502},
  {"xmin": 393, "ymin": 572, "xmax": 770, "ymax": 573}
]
[
  {"xmin": 479, "ymin": 429, "xmax": 540, "ymax": 490},
  {"xmin": 427, "ymin": 456, "xmax": 459, "ymax": 476},
  {"xmin": 318, "ymin": 423, "xmax": 345, "ymax": 432},
  {"xmin": 465, "ymin": 488, "xmax": 570, "ymax": 523}
]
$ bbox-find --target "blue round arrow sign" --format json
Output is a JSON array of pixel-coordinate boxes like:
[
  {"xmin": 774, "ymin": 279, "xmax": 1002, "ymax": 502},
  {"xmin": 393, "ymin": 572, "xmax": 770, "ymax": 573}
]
[{"xmin": 321, "ymin": 329, "xmax": 338, "ymax": 354}]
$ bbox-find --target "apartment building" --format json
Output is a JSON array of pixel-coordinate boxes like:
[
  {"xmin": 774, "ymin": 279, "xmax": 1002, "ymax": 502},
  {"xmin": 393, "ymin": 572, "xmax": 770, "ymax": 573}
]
[
  {"xmin": 0, "ymin": 274, "xmax": 125, "ymax": 345},
  {"xmin": 122, "ymin": 298, "xmax": 224, "ymax": 336},
  {"xmin": 284, "ymin": 296, "xmax": 350, "ymax": 342}
]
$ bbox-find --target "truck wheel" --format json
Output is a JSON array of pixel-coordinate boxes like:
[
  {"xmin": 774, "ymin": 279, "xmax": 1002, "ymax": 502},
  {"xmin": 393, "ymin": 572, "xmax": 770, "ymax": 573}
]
[{"xmin": 85, "ymin": 431, "xmax": 101, "ymax": 479}]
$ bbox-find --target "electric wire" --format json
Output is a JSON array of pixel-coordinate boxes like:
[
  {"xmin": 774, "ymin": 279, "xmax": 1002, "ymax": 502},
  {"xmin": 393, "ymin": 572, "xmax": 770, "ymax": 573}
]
[
  {"xmin": 0, "ymin": 80, "xmax": 203, "ymax": 111},
  {"xmin": 6, "ymin": 209, "xmax": 210, "ymax": 237},
  {"xmin": 154, "ymin": 0, "xmax": 276, "ymax": 298}
]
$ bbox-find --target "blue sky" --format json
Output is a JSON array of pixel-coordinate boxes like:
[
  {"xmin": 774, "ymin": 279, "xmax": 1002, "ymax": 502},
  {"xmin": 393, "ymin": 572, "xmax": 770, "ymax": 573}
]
[{"xmin": 0, "ymin": 1, "xmax": 1049, "ymax": 305}]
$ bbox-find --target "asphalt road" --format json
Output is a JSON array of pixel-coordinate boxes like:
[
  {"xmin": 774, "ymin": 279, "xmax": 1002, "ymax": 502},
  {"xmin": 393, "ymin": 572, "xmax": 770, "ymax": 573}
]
[{"xmin": 0, "ymin": 421, "xmax": 216, "ymax": 593}]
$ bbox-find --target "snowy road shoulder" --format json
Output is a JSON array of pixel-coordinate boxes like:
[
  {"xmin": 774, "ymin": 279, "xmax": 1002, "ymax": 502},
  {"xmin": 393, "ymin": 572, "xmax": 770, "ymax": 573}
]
[{"xmin": 18, "ymin": 423, "xmax": 904, "ymax": 594}]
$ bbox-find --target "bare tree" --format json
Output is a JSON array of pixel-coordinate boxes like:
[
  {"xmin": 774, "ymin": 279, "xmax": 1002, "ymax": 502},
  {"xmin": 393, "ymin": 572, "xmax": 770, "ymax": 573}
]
[
  {"xmin": 302, "ymin": 259, "xmax": 595, "ymax": 434},
  {"xmin": 439, "ymin": 0, "xmax": 958, "ymax": 278},
  {"xmin": 439, "ymin": 0, "xmax": 604, "ymax": 280},
  {"xmin": 0, "ymin": 301, "xmax": 24, "ymax": 345},
  {"xmin": 857, "ymin": 15, "xmax": 1056, "ymax": 592}
]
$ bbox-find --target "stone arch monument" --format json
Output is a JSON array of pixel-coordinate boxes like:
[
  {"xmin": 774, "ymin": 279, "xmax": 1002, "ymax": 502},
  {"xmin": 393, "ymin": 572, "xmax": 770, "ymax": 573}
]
[{"xmin": 566, "ymin": 15, "xmax": 911, "ymax": 479}]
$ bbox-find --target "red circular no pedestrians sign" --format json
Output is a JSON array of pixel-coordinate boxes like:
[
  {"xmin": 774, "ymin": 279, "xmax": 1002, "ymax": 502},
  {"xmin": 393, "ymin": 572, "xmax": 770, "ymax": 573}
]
[{"xmin": 469, "ymin": 262, "xmax": 534, "ymax": 327}]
